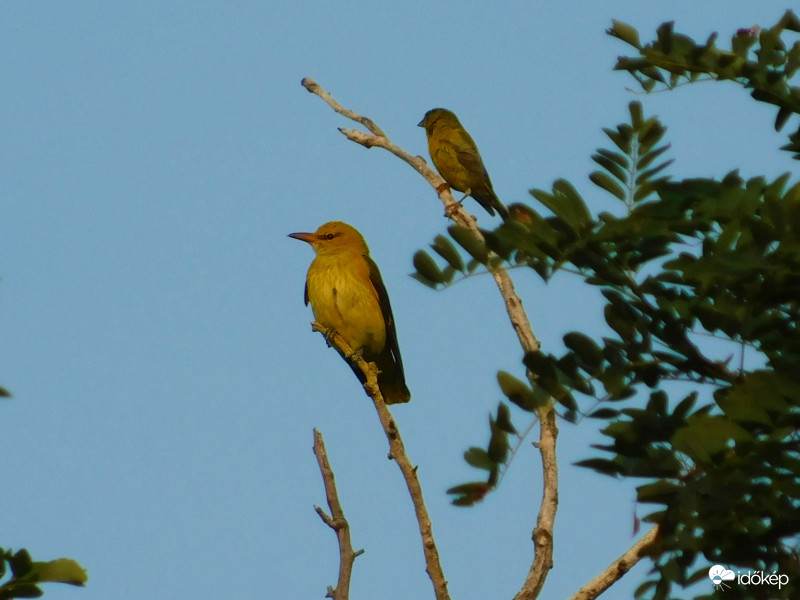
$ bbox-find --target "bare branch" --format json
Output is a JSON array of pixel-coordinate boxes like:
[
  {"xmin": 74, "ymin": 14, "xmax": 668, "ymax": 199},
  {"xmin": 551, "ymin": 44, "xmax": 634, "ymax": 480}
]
[
  {"xmin": 313, "ymin": 428, "xmax": 361, "ymax": 600},
  {"xmin": 311, "ymin": 322, "xmax": 451, "ymax": 600},
  {"xmin": 302, "ymin": 78, "xmax": 386, "ymax": 136},
  {"xmin": 567, "ymin": 526, "xmax": 660, "ymax": 600},
  {"xmin": 303, "ymin": 78, "xmax": 557, "ymax": 598},
  {"xmin": 514, "ymin": 405, "xmax": 558, "ymax": 600}
]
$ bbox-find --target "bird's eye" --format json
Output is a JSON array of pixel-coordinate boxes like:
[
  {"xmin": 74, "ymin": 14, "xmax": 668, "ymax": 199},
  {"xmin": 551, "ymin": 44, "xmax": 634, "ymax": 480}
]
[{"xmin": 324, "ymin": 233, "xmax": 336, "ymax": 240}]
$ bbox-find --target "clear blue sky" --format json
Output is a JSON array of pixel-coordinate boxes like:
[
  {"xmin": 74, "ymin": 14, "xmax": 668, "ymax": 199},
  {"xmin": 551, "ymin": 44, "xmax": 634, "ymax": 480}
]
[{"xmin": 1, "ymin": 2, "xmax": 794, "ymax": 599}]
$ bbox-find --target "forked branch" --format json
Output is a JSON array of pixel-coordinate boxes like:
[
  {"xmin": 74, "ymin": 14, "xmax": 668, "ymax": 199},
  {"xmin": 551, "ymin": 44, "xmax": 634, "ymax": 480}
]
[
  {"xmin": 311, "ymin": 322, "xmax": 451, "ymax": 600},
  {"xmin": 312, "ymin": 428, "xmax": 362, "ymax": 600}
]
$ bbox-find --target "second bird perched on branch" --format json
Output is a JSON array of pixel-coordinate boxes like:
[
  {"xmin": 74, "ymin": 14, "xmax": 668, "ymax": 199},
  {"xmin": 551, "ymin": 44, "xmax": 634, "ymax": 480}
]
[
  {"xmin": 289, "ymin": 221, "xmax": 411, "ymax": 404},
  {"xmin": 418, "ymin": 108, "xmax": 509, "ymax": 220}
]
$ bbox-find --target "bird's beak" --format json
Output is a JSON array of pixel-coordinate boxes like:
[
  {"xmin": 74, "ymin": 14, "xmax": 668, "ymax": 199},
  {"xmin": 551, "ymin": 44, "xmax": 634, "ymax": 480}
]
[
  {"xmin": 288, "ymin": 232, "xmax": 316, "ymax": 244},
  {"xmin": 417, "ymin": 118, "xmax": 425, "ymax": 128}
]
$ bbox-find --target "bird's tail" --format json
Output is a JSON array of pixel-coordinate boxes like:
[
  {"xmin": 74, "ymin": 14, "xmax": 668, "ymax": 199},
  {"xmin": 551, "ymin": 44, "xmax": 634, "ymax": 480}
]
[
  {"xmin": 344, "ymin": 352, "xmax": 411, "ymax": 404},
  {"xmin": 473, "ymin": 188, "xmax": 510, "ymax": 221},
  {"xmin": 375, "ymin": 352, "xmax": 411, "ymax": 404}
]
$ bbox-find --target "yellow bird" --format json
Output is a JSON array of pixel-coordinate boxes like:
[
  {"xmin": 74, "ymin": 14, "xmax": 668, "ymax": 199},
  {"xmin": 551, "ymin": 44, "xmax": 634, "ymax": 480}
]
[
  {"xmin": 418, "ymin": 108, "xmax": 509, "ymax": 219},
  {"xmin": 289, "ymin": 221, "xmax": 411, "ymax": 404}
]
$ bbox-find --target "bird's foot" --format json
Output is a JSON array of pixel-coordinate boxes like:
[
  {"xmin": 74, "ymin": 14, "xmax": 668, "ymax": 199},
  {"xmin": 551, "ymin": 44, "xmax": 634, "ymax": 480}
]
[
  {"xmin": 319, "ymin": 326, "xmax": 338, "ymax": 348},
  {"xmin": 443, "ymin": 194, "xmax": 469, "ymax": 219},
  {"xmin": 345, "ymin": 347, "xmax": 365, "ymax": 364}
]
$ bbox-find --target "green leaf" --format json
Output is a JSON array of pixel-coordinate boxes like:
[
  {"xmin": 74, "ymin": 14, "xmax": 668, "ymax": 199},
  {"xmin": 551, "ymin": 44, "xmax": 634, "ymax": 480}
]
[
  {"xmin": 656, "ymin": 21, "xmax": 674, "ymax": 53},
  {"xmin": 604, "ymin": 303, "xmax": 637, "ymax": 341},
  {"xmin": 603, "ymin": 126, "xmax": 632, "ymax": 154},
  {"xmin": 671, "ymin": 413, "xmax": 752, "ymax": 464},
  {"xmin": 591, "ymin": 152, "xmax": 628, "ymax": 182},
  {"xmin": 446, "ymin": 481, "xmax": 491, "ymax": 506},
  {"xmin": 589, "ymin": 171, "xmax": 627, "ymax": 201},
  {"xmin": 522, "ymin": 351, "xmax": 558, "ymax": 391},
  {"xmin": 636, "ymin": 143, "xmax": 671, "ymax": 170},
  {"xmin": 463, "ymin": 447, "xmax": 495, "ymax": 470},
  {"xmin": 609, "ymin": 20, "xmax": 642, "ymax": 49},
  {"xmin": 780, "ymin": 8, "xmax": 800, "ymax": 32},
  {"xmin": 495, "ymin": 402, "xmax": 517, "ymax": 434},
  {"xmin": 671, "ymin": 392, "xmax": 697, "ymax": 422},
  {"xmin": 9, "ymin": 550, "xmax": 33, "ymax": 578},
  {"xmin": 554, "ymin": 391, "xmax": 578, "ymax": 412},
  {"xmin": 775, "ymin": 106, "xmax": 792, "ymax": 131},
  {"xmin": 550, "ymin": 179, "xmax": 592, "ymax": 231},
  {"xmin": 636, "ymin": 480, "xmax": 680, "ymax": 503},
  {"xmin": 29, "ymin": 559, "xmax": 88, "ymax": 586},
  {"xmin": 447, "ymin": 225, "xmax": 490, "ymax": 264},
  {"xmin": 635, "ymin": 159, "xmax": 674, "ymax": 184},
  {"xmin": 446, "ymin": 481, "xmax": 490, "ymax": 495},
  {"xmin": 563, "ymin": 332, "xmax": 604, "ymax": 369},
  {"xmin": 496, "ymin": 371, "xmax": 538, "ymax": 412},
  {"xmin": 588, "ymin": 408, "xmax": 620, "ymax": 419},
  {"xmin": 487, "ymin": 416, "xmax": 510, "ymax": 463},
  {"xmin": 629, "ymin": 101, "xmax": 644, "ymax": 130},
  {"xmin": 638, "ymin": 119, "xmax": 667, "ymax": 153},
  {"xmin": 412, "ymin": 250, "xmax": 444, "ymax": 285},
  {"xmin": 430, "ymin": 235, "xmax": 465, "ymax": 272},
  {"xmin": 717, "ymin": 371, "xmax": 792, "ymax": 426},
  {"xmin": 481, "ymin": 228, "xmax": 515, "ymax": 261},
  {"xmin": 646, "ymin": 390, "xmax": 669, "ymax": 416},
  {"xmin": 0, "ymin": 583, "xmax": 43, "ymax": 598},
  {"xmin": 574, "ymin": 457, "xmax": 622, "ymax": 476},
  {"xmin": 518, "ymin": 196, "xmax": 561, "ymax": 248}
]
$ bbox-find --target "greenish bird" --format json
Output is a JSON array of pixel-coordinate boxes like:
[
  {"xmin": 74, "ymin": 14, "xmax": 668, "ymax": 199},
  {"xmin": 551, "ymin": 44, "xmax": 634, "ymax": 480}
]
[
  {"xmin": 289, "ymin": 221, "xmax": 411, "ymax": 404},
  {"xmin": 418, "ymin": 108, "xmax": 509, "ymax": 219}
]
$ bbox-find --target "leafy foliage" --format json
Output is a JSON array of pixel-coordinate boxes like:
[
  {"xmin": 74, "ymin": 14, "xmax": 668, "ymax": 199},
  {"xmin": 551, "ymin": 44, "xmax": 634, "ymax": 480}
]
[
  {"xmin": 0, "ymin": 548, "xmax": 87, "ymax": 599},
  {"xmin": 414, "ymin": 86, "xmax": 800, "ymax": 597},
  {"xmin": 609, "ymin": 10, "xmax": 800, "ymax": 158},
  {"xmin": 448, "ymin": 402, "xmax": 516, "ymax": 505}
]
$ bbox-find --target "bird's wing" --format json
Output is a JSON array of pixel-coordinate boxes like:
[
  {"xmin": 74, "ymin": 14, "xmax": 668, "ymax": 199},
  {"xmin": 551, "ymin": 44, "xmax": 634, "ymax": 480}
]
[
  {"xmin": 455, "ymin": 146, "xmax": 490, "ymax": 181},
  {"xmin": 447, "ymin": 127, "xmax": 489, "ymax": 178},
  {"xmin": 431, "ymin": 139, "xmax": 457, "ymax": 165},
  {"xmin": 304, "ymin": 280, "xmax": 310, "ymax": 306},
  {"xmin": 367, "ymin": 256, "xmax": 406, "ymax": 375}
]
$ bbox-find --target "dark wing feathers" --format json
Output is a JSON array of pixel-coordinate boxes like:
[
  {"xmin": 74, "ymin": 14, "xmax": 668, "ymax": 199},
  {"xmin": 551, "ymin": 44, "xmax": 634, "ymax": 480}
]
[{"xmin": 367, "ymin": 256, "xmax": 405, "ymax": 376}]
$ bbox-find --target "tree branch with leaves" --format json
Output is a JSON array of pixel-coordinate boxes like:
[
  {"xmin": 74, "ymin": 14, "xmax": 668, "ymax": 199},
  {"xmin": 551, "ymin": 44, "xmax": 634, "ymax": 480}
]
[{"xmin": 301, "ymin": 11, "xmax": 800, "ymax": 600}]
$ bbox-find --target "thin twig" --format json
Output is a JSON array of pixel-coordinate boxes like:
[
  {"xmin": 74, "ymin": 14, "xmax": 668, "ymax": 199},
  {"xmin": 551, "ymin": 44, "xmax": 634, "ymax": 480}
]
[
  {"xmin": 300, "ymin": 78, "xmax": 386, "ymax": 137},
  {"xmin": 312, "ymin": 428, "xmax": 362, "ymax": 600},
  {"xmin": 311, "ymin": 322, "xmax": 451, "ymax": 600},
  {"xmin": 566, "ymin": 526, "xmax": 660, "ymax": 600}
]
